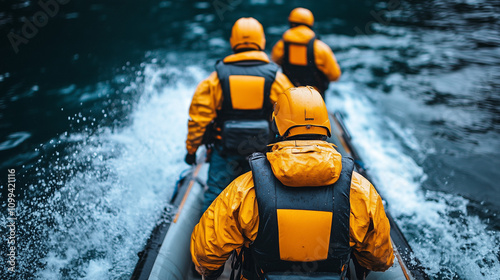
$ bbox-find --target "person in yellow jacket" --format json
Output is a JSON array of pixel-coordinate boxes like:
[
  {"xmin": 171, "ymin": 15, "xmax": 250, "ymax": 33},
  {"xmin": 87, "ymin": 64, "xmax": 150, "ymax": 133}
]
[
  {"xmin": 271, "ymin": 7, "xmax": 341, "ymax": 98},
  {"xmin": 191, "ymin": 86, "xmax": 394, "ymax": 279},
  {"xmin": 185, "ymin": 17, "xmax": 293, "ymax": 211}
]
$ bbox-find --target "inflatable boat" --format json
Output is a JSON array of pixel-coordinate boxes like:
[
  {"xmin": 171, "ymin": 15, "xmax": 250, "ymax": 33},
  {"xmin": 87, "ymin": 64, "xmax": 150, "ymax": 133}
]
[{"xmin": 130, "ymin": 112, "xmax": 430, "ymax": 280}]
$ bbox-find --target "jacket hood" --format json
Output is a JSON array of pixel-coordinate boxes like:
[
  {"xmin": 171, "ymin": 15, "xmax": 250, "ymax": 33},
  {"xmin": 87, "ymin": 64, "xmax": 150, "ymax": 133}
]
[
  {"xmin": 223, "ymin": 51, "xmax": 270, "ymax": 63},
  {"xmin": 266, "ymin": 140, "xmax": 342, "ymax": 187},
  {"xmin": 283, "ymin": 26, "xmax": 316, "ymax": 44}
]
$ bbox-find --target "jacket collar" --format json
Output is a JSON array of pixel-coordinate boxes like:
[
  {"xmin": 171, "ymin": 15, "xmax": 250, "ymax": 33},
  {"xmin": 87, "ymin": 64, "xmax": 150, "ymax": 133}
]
[{"xmin": 223, "ymin": 51, "xmax": 270, "ymax": 63}]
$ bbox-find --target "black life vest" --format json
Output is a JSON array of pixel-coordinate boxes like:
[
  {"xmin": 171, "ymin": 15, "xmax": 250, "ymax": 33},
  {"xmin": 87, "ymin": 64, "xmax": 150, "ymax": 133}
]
[
  {"xmin": 215, "ymin": 59, "xmax": 279, "ymax": 122},
  {"xmin": 247, "ymin": 152, "xmax": 353, "ymax": 279},
  {"xmin": 212, "ymin": 59, "xmax": 279, "ymax": 154},
  {"xmin": 282, "ymin": 36, "xmax": 329, "ymax": 97}
]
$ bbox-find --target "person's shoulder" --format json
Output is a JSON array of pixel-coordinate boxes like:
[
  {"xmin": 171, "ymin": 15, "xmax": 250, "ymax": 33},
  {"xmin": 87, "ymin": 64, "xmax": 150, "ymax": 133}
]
[
  {"xmin": 272, "ymin": 38, "xmax": 284, "ymax": 46},
  {"xmin": 195, "ymin": 71, "xmax": 219, "ymax": 88},
  {"xmin": 191, "ymin": 71, "xmax": 222, "ymax": 99},
  {"xmin": 275, "ymin": 71, "xmax": 289, "ymax": 79},
  {"xmin": 208, "ymin": 71, "xmax": 218, "ymax": 79},
  {"xmin": 231, "ymin": 171, "xmax": 255, "ymax": 192},
  {"xmin": 350, "ymin": 171, "xmax": 385, "ymax": 205},
  {"xmin": 313, "ymin": 39, "xmax": 334, "ymax": 53},
  {"xmin": 350, "ymin": 171, "xmax": 373, "ymax": 196},
  {"xmin": 272, "ymin": 71, "xmax": 294, "ymax": 89}
]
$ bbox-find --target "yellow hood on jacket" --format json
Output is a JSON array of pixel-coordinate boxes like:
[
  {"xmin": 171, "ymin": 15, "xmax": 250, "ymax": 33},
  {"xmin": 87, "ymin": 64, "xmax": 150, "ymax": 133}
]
[
  {"xmin": 282, "ymin": 25, "xmax": 316, "ymax": 44},
  {"xmin": 266, "ymin": 140, "xmax": 342, "ymax": 187}
]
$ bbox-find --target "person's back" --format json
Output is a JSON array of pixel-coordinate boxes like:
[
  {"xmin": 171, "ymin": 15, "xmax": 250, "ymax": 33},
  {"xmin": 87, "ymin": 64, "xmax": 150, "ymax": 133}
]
[
  {"xmin": 272, "ymin": 8, "xmax": 341, "ymax": 98},
  {"xmin": 185, "ymin": 17, "xmax": 293, "ymax": 211},
  {"xmin": 190, "ymin": 87, "xmax": 394, "ymax": 279}
]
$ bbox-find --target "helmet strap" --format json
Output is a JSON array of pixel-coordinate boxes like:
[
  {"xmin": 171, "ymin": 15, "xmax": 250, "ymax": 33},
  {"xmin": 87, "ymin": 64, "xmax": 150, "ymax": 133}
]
[
  {"xmin": 232, "ymin": 42, "xmax": 262, "ymax": 52},
  {"xmin": 270, "ymin": 118, "xmax": 285, "ymax": 143},
  {"xmin": 233, "ymin": 47, "xmax": 259, "ymax": 53}
]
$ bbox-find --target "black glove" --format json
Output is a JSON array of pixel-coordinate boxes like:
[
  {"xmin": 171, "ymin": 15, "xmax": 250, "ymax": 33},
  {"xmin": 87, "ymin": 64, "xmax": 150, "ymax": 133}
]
[
  {"xmin": 352, "ymin": 254, "xmax": 371, "ymax": 280},
  {"xmin": 185, "ymin": 153, "xmax": 196, "ymax": 165},
  {"xmin": 203, "ymin": 264, "xmax": 224, "ymax": 280}
]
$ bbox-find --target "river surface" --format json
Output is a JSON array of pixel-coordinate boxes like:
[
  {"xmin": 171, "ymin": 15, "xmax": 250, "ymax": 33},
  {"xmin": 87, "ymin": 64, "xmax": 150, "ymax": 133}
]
[{"xmin": 1, "ymin": 0, "xmax": 499, "ymax": 279}]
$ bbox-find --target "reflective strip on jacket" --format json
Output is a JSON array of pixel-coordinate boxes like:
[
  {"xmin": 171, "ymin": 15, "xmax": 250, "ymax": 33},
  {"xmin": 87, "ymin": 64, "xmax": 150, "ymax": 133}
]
[
  {"xmin": 186, "ymin": 51, "xmax": 293, "ymax": 154},
  {"xmin": 271, "ymin": 26, "xmax": 341, "ymax": 82},
  {"xmin": 190, "ymin": 140, "xmax": 395, "ymax": 277}
]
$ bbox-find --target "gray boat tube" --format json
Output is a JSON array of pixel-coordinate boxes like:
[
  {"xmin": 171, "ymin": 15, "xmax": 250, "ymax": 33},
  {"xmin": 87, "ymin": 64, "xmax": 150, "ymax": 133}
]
[
  {"xmin": 130, "ymin": 158, "xmax": 207, "ymax": 280},
  {"xmin": 148, "ymin": 178, "xmax": 204, "ymax": 280}
]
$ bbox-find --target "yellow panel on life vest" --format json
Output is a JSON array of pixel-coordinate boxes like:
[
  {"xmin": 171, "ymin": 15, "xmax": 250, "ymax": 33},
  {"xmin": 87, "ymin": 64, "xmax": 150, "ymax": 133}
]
[
  {"xmin": 228, "ymin": 75, "xmax": 265, "ymax": 110},
  {"xmin": 277, "ymin": 209, "xmax": 332, "ymax": 262},
  {"xmin": 288, "ymin": 44, "xmax": 308, "ymax": 66}
]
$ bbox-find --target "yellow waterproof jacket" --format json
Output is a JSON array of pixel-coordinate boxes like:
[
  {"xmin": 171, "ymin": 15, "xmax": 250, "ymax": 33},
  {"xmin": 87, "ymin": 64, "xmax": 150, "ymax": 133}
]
[
  {"xmin": 191, "ymin": 140, "xmax": 395, "ymax": 276},
  {"xmin": 186, "ymin": 51, "xmax": 293, "ymax": 155},
  {"xmin": 271, "ymin": 26, "xmax": 341, "ymax": 82}
]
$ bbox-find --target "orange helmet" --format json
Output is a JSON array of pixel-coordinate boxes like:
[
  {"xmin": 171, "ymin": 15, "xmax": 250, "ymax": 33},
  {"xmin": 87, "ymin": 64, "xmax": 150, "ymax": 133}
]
[
  {"xmin": 272, "ymin": 86, "xmax": 331, "ymax": 138},
  {"xmin": 230, "ymin": 17, "xmax": 266, "ymax": 51},
  {"xmin": 288, "ymin": 7, "xmax": 314, "ymax": 27}
]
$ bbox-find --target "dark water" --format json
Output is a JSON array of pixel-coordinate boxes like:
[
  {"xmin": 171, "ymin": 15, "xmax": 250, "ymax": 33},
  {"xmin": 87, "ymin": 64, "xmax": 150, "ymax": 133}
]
[{"xmin": 1, "ymin": 0, "xmax": 499, "ymax": 279}]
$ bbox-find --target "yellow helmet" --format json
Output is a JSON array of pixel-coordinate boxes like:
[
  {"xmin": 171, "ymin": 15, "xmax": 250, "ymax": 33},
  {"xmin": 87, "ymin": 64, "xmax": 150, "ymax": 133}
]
[
  {"xmin": 230, "ymin": 17, "xmax": 266, "ymax": 51},
  {"xmin": 288, "ymin": 7, "xmax": 314, "ymax": 27},
  {"xmin": 272, "ymin": 86, "xmax": 331, "ymax": 138}
]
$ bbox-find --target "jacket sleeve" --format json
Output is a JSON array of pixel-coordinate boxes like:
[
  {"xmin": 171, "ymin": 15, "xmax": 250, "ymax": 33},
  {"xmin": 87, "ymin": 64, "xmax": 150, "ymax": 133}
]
[
  {"xmin": 269, "ymin": 72, "xmax": 293, "ymax": 104},
  {"xmin": 186, "ymin": 72, "xmax": 223, "ymax": 154},
  {"xmin": 271, "ymin": 39, "xmax": 285, "ymax": 66},
  {"xmin": 190, "ymin": 172, "xmax": 259, "ymax": 275},
  {"xmin": 314, "ymin": 40, "xmax": 341, "ymax": 82},
  {"xmin": 349, "ymin": 172, "xmax": 395, "ymax": 271}
]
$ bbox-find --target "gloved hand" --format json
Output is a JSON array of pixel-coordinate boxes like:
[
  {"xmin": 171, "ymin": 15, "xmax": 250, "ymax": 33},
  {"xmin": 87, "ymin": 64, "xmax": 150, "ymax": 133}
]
[
  {"xmin": 185, "ymin": 153, "xmax": 196, "ymax": 165},
  {"xmin": 352, "ymin": 254, "xmax": 371, "ymax": 280},
  {"xmin": 201, "ymin": 264, "xmax": 224, "ymax": 280}
]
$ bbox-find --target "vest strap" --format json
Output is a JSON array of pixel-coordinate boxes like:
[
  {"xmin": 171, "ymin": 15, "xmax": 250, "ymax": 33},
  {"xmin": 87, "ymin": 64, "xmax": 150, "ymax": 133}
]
[{"xmin": 282, "ymin": 36, "xmax": 329, "ymax": 95}]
